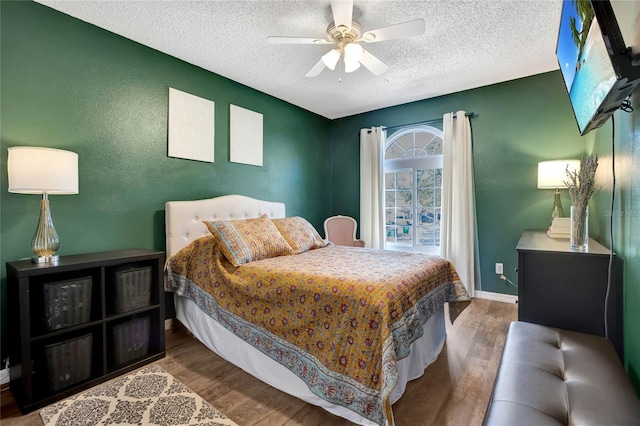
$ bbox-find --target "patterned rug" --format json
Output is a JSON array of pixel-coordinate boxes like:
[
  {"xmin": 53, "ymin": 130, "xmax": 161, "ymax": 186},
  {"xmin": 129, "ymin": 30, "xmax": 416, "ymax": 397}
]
[{"xmin": 40, "ymin": 365, "xmax": 238, "ymax": 426}]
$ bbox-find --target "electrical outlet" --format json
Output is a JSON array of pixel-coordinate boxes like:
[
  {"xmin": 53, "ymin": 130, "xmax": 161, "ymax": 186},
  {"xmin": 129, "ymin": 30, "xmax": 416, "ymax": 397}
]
[{"xmin": 495, "ymin": 263, "xmax": 503, "ymax": 274}]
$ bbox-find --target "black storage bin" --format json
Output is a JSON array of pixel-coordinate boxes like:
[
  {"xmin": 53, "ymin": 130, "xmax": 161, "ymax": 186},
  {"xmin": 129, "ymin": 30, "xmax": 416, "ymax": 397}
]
[
  {"xmin": 44, "ymin": 277, "xmax": 92, "ymax": 330},
  {"xmin": 45, "ymin": 333, "xmax": 92, "ymax": 391},
  {"xmin": 112, "ymin": 316, "xmax": 150, "ymax": 366},
  {"xmin": 112, "ymin": 266, "xmax": 151, "ymax": 313}
]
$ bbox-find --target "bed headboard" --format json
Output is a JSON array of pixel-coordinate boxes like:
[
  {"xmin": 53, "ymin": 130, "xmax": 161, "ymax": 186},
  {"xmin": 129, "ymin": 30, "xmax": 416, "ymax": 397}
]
[{"xmin": 165, "ymin": 194, "xmax": 286, "ymax": 258}]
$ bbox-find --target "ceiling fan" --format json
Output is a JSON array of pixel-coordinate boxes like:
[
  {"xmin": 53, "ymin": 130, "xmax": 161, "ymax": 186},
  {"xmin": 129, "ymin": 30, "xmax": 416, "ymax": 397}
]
[{"xmin": 267, "ymin": 0, "xmax": 425, "ymax": 77}]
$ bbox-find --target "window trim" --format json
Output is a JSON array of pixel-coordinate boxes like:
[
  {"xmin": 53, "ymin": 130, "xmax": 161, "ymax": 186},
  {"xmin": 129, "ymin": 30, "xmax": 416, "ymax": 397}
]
[{"xmin": 384, "ymin": 125, "xmax": 443, "ymax": 255}]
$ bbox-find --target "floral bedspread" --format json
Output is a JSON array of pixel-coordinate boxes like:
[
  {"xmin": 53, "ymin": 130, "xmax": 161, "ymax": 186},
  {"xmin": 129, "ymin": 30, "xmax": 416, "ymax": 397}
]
[{"xmin": 165, "ymin": 236, "xmax": 470, "ymax": 425}]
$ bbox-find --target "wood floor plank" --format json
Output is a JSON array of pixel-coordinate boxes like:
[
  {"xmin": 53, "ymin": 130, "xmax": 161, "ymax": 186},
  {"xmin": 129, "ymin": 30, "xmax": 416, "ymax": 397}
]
[{"xmin": 0, "ymin": 298, "xmax": 517, "ymax": 426}]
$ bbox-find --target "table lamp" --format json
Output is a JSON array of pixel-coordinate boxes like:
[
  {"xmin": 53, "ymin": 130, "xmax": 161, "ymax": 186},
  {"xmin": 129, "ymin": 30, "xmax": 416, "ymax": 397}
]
[
  {"xmin": 537, "ymin": 159, "xmax": 580, "ymax": 224},
  {"xmin": 7, "ymin": 146, "xmax": 79, "ymax": 263}
]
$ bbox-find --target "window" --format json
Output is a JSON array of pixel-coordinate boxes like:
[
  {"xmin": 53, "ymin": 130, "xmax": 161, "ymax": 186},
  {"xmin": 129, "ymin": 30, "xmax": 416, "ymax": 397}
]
[{"xmin": 384, "ymin": 125, "xmax": 443, "ymax": 254}]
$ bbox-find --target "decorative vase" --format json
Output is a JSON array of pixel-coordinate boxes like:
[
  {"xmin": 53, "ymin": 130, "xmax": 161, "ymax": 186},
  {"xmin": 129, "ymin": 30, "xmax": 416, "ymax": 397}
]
[{"xmin": 570, "ymin": 205, "xmax": 588, "ymax": 251}]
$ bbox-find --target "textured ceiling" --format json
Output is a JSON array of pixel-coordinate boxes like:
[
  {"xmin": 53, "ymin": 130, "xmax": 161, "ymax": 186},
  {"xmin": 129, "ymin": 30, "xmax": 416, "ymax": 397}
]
[{"xmin": 35, "ymin": 0, "xmax": 562, "ymax": 119}]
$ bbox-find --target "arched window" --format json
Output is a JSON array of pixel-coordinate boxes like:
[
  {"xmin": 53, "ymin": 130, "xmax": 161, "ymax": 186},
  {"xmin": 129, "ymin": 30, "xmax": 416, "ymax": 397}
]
[{"xmin": 384, "ymin": 125, "xmax": 443, "ymax": 254}]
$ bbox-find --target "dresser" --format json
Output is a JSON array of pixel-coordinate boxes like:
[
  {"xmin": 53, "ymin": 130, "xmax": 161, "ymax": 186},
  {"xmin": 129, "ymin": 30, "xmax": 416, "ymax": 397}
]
[{"xmin": 516, "ymin": 230, "xmax": 623, "ymax": 359}]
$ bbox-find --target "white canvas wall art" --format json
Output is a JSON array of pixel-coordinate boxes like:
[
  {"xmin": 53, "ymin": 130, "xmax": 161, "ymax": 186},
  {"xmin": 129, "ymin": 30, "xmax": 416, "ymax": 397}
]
[
  {"xmin": 168, "ymin": 88, "xmax": 215, "ymax": 163},
  {"xmin": 230, "ymin": 104, "xmax": 263, "ymax": 167}
]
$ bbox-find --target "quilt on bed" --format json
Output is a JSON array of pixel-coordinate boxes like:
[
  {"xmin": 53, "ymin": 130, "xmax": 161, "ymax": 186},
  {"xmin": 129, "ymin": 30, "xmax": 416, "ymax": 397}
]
[{"xmin": 165, "ymin": 236, "xmax": 470, "ymax": 425}]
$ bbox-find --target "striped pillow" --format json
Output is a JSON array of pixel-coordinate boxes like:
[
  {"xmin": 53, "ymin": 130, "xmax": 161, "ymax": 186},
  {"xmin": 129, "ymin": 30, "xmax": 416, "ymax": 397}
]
[
  {"xmin": 204, "ymin": 215, "xmax": 294, "ymax": 267},
  {"xmin": 272, "ymin": 217, "xmax": 328, "ymax": 254}
]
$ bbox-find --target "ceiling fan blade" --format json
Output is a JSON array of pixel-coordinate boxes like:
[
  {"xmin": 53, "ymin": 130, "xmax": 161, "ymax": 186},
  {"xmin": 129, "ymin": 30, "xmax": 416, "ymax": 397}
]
[
  {"xmin": 267, "ymin": 36, "xmax": 331, "ymax": 44},
  {"xmin": 359, "ymin": 49, "xmax": 389, "ymax": 75},
  {"xmin": 331, "ymin": 0, "xmax": 353, "ymax": 30},
  {"xmin": 305, "ymin": 59, "xmax": 326, "ymax": 77},
  {"xmin": 361, "ymin": 19, "xmax": 425, "ymax": 43}
]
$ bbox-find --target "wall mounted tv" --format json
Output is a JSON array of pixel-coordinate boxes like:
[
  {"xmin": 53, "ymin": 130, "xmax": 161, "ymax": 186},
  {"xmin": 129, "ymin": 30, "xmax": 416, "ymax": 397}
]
[{"xmin": 556, "ymin": 0, "xmax": 640, "ymax": 135}]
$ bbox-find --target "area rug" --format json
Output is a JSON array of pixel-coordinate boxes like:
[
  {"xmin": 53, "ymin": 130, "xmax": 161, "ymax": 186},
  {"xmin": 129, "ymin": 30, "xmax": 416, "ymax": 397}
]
[{"xmin": 40, "ymin": 365, "xmax": 238, "ymax": 426}]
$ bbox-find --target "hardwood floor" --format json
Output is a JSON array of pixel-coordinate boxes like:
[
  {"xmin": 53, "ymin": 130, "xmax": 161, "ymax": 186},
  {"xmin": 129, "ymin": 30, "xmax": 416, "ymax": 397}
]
[{"xmin": 1, "ymin": 298, "xmax": 516, "ymax": 425}]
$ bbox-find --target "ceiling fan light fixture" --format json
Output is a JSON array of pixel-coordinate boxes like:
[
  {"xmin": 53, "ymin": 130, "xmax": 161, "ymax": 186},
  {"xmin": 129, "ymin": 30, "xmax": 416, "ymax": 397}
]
[
  {"xmin": 321, "ymin": 49, "xmax": 341, "ymax": 70},
  {"xmin": 269, "ymin": 1, "xmax": 418, "ymax": 78},
  {"xmin": 344, "ymin": 59, "xmax": 361, "ymax": 73},
  {"xmin": 343, "ymin": 42, "xmax": 364, "ymax": 63}
]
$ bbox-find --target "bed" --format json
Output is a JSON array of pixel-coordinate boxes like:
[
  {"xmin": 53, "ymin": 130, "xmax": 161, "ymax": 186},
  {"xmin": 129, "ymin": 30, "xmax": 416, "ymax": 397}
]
[{"xmin": 164, "ymin": 195, "xmax": 470, "ymax": 426}]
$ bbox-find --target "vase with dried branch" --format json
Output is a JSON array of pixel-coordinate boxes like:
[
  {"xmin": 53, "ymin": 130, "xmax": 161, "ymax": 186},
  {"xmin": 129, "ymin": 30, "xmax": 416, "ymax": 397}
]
[{"xmin": 565, "ymin": 154, "xmax": 599, "ymax": 251}]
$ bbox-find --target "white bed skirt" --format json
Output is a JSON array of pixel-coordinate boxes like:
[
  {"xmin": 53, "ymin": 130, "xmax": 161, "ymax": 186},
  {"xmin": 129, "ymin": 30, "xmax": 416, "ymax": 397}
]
[{"xmin": 175, "ymin": 295, "xmax": 446, "ymax": 426}]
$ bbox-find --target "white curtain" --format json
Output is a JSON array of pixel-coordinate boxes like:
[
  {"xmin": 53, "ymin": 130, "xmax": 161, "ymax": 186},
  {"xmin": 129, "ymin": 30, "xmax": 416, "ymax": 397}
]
[
  {"xmin": 441, "ymin": 111, "xmax": 478, "ymax": 297},
  {"xmin": 359, "ymin": 127, "xmax": 386, "ymax": 249}
]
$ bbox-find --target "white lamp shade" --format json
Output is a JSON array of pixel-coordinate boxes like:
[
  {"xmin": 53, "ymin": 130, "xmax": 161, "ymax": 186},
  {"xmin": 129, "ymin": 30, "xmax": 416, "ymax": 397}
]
[
  {"xmin": 537, "ymin": 159, "xmax": 580, "ymax": 189},
  {"xmin": 321, "ymin": 49, "xmax": 340, "ymax": 70},
  {"xmin": 8, "ymin": 146, "xmax": 79, "ymax": 194},
  {"xmin": 344, "ymin": 59, "xmax": 361, "ymax": 73},
  {"xmin": 343, "ymin": 43, "xmax": 363, "ymax": 63}
]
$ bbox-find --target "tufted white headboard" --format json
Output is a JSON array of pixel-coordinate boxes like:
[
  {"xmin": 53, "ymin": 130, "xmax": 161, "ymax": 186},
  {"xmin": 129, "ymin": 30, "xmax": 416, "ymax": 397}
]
[{"xmin": 165, "ymin": 194, "xmax": 286, "ymax": 258}]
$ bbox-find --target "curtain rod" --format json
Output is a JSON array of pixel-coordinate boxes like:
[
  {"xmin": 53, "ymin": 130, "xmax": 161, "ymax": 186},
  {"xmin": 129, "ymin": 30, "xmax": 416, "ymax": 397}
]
[{"xmin": 381, "ymin": 112, "xmax": 477, "ymax": 133}]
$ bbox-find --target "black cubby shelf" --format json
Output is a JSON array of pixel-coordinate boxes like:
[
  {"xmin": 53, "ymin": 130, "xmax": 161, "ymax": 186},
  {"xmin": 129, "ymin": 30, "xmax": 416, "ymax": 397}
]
[{"xmin": 7, "ymin": 249, "xmax": 165, "ymax": 413}]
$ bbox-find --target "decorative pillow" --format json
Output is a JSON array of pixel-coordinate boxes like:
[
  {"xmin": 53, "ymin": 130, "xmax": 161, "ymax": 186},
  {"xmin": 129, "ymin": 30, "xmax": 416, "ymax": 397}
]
[
  {"xmin": 204, "ymin": 215, "xmax": 294, "ymax": 267},
  {"xmin": 272, "ymin": 216, "xmax": 328, "ymax": 254}
]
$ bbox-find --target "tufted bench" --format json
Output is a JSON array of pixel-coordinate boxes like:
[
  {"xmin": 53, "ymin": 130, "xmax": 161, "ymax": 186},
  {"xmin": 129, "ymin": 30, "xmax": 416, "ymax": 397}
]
[{"xmin": 483, "ymin": 321, "xmax": 640, "ymax": 426}]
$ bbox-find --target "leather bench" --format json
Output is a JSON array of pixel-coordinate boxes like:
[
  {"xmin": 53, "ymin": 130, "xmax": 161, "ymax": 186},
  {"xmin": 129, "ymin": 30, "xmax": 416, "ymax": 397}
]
[{"xmin": 483, "ymin": 321, "xmax": 640, "ymax": 426}]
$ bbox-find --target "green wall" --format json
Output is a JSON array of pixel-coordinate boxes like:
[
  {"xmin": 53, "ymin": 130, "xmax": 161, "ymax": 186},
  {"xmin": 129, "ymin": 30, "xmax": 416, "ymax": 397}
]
[
  {"xmin": 330, "ymin": 71, "xmax": 586, "ymax": 295},
  {"xmin": 0, "ymin": 1, "xmax": 331, "ymax": 362},
  {"xmin": 589, "ymin": 93, "xmax": 640, "ymax": 391}
]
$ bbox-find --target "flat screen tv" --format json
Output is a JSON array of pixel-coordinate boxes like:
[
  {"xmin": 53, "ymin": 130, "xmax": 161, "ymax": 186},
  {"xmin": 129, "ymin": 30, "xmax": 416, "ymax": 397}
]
[{"xmin": 556, "ymin": 0, "xmax": 640, "ymax": 135}]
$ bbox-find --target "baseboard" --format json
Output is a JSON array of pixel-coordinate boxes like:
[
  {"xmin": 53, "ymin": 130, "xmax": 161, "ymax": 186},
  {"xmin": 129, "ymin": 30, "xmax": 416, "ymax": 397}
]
[
  {"xmin": 165, "ymin": 319, "xmax": 172, "ymax": 331},
  {"xmin": 474, "ymin": 290, "xmax": 518, "ymax": 304}
]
